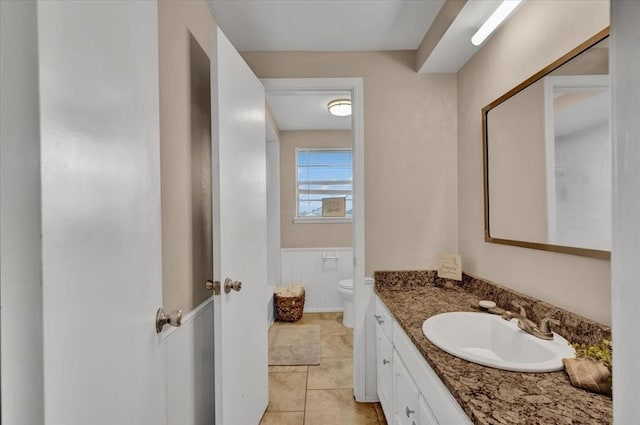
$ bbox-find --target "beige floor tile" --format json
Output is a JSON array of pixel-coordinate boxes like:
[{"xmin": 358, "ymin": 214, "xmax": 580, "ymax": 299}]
[
  {"xmin": 317, "ymin": 318, "xmax": 351, "ymax": 336},
  {"xmin": 307, "ymin": 357, "xmax": 352, "ymax": 389},
  {"xmin": 267, "ymin": 372, "xmax": 307, "ymax": 412},
  {"xmin": 304, "ymin": 389, "xmax": 379, "ymax": 425},
  {"xmin": 259, "ymin": 411, "xmax": 305, "ymax": 425},
  {"xmin": 321, "ymin": 333, "xmax": 353, "ymax": 358},
  {"xmin": 269, "ymin": 365, "xmax": 308, "ymax": 373},
  {"xmin": 274, "ymin": 313, "xmax": 351, "ymax": 336},
  {"xmin": 374, "ymin": 402, "xmax": 388, "ymax": 425}
]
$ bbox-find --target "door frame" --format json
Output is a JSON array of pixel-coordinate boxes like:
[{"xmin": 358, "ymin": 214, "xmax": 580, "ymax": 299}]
[
  {"xmin": 542, "ymin": 74, "xmax": 610, "ymax": 246},
  {"xmin": 261, "ymin": 77, "xmax": 366, "ymax": 401}
]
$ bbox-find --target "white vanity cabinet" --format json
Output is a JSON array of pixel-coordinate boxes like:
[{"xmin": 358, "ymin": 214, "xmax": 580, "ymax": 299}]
[
  {"xmin": 375, "ymin": 299, "xmax": 394, "ymax": 420},
  {"xmin": 374, "ymin": 296, "xmax": 472, "ymax": 425}
]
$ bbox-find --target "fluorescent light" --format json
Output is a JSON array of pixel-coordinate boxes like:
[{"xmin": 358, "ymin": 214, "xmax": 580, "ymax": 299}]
[
  {"xmin": 471, "ymin": 0, "xmax": 522, "ymax": 46},
  {"xmin": 327, "ymin": 99, "xmax": 351, "ymax": 117}
]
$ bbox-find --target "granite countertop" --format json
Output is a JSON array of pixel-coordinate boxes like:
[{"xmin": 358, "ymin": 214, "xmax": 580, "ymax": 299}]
[{"xmin": 375, "ymin": 283, "xmax": 613, "ymax": 425}]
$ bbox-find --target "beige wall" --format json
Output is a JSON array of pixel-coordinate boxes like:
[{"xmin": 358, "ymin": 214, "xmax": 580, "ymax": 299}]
[
  {"xmin": 242, "ymin": 51, "xmax": 459, "ymax": 276},
  {"xmin": 158, "ymin": 0, "xmax": 215, "ymax": 312},
  {"xmin": 457, "ymin": 0, "xmax": 610, "ymax": 324},
  {"xmin": 280, "ymin": 130, "xmax": 353, "ymax": 248}
]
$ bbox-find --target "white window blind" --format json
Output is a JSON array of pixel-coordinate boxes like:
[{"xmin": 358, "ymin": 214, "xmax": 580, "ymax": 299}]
[{"xmin": 296, "ymin": 148, "xmax": 353, "ymax": 217}]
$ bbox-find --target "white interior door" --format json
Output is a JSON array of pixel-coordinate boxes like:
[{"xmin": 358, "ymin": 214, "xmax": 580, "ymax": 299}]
[
  {"xmin": 211, "ymin": 27, "xmax": 269, "ymax": 424},
  {"xmin": 38, "ymin": 1, "xmax": 166, "ymax": 424}
]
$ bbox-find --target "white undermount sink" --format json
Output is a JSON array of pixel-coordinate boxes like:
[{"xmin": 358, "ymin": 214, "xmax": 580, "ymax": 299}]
[{"xmin": 422, "ymin": 312, "xmax": 575, "ymax": 372}]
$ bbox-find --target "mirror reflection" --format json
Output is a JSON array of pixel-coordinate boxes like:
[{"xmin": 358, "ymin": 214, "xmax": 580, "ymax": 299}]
[{"xmin": 484, "ymin": 33, "xmax": 610, "ymax": 257}]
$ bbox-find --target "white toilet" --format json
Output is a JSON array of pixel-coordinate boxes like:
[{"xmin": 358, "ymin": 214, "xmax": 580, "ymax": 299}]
[{"xmin": 337, "ymin": 277, "xmax": 374, "ymax": 328}]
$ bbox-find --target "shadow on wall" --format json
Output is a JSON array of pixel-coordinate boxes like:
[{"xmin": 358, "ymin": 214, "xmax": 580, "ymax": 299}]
[{"xmin": 189, "ymin": 33, "xmax": 214, "ymax": 309}]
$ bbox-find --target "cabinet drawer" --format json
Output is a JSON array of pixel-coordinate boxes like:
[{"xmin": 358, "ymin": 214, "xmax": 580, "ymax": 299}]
[
  {"xmin": 393, "ymin": 321, "xmax": 472, "ymax": 425},
  {"xmin": 374, "ymin": 296, "xmax": 393, "ymax": 340}
]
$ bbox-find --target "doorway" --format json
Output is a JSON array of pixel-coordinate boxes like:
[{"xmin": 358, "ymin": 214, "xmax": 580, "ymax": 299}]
[{"xmin": 262, "ymin": 78, "xmax": 368, "ymax": 401}]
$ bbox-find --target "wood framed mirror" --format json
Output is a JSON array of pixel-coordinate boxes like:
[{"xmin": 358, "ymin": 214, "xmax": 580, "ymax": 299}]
[{"xmin": 482, "ymin": 28, "xmax": 610, "ymax": 260}]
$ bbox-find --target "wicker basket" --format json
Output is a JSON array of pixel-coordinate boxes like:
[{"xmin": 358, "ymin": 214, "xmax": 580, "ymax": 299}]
[{"xmin": 274, "ymin": 289, "xmax": 305, "ymax": 322}]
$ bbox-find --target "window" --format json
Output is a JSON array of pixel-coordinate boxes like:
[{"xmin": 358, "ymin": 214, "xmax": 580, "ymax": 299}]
[{"xmin": 296, "ymin": 148, "xmax": 352, "ymax": 220}]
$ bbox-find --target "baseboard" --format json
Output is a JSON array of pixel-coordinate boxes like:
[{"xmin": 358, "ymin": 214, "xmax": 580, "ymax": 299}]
[
  {"xmin": 363, "ymin": 394, "xmax": 380, "ymax": 403},
  {"xmin": 268, "ymin": 308, "xmax": 275, "ymax": 327},
  {"xmin": 303, "ymin": 307, "xmax": 344, "ymax": 313}
]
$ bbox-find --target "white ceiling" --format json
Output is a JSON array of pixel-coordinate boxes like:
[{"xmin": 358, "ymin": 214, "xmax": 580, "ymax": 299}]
[
  {"xmin": 419, "ymin": 0, "xmax": 510, "ymax": 73},
  {"xmin": 267, "ymin": 92, "xmax": 352, "ymax": 131},
  {"xmin": 207, "ymin": 0, "xmax": 445, "ymax": 51}
]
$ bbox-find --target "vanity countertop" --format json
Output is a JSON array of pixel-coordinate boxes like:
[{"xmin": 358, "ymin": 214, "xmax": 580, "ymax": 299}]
[{"xmin": 375, "ymin": 283, "xmax": 613, "ymax": 425}]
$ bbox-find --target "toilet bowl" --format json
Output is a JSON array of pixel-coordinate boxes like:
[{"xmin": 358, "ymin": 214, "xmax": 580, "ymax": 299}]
[
  {"xmin": 338, "ymin": 279, "xmax": 355, "ymax": 328},
  {"xmin": 337, "ymin": 277, "xmax": 374, "ymax": 328}
]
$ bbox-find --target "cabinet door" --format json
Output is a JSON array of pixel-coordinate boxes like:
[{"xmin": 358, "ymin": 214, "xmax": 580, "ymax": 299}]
[
  {"xmin": 393, "ymin": 350, "xmax": 419, "ymax": 425},
  {"xmin": 374, "ymin": 297, "xmax": 393, "ymax": 340},
  {"xmin": 417, "ymin": 393, "xmax": 439, "ymax": 425},
  {"xmin": 377, "ymin": 329, "xmax": 394, "ymax": 421}
]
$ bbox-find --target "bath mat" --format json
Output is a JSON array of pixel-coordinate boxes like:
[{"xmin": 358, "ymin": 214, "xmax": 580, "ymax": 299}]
[{"xmin": 268, "ymin": 325, "xmax": 321, "ymax": 366}]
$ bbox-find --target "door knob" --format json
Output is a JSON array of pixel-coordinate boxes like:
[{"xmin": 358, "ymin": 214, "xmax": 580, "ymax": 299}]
[
  {"xmin": 383, "ymin": 359, "xmax": 390, "ymax": 365},
  {"xmin": 224, "ymin": 277, "xmax": 242, "ymax": 294},
  {"xmin": 155, "ymin": 308, "xmax": 182, "ymax": 333}
]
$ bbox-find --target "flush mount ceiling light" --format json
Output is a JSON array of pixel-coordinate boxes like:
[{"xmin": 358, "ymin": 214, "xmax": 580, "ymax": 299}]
[
  {"xmin": 471, "ymin": 0, "xmax": 522, "ymax": 46},
  {"xmin": 327, "ymin": 98, "xmax": 352, "ymax": 117}
]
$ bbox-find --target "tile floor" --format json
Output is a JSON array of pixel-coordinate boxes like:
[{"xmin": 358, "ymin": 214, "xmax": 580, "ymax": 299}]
[{"xmin": 261, "ymin": 312, "xmax": 388, "ymax": 425}]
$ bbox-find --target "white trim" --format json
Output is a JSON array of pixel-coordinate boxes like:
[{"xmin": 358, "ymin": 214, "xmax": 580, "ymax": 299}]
[
  {"xmin": 281, "ymin": 247, "xmax": 353, "ymax": 252},
  {"xmin": 303, "ymin": 307, "xmax": 344, "ymax": 313},
  {"xmin": 293, "ymin": 216, "xmax": 352, "ymax": 224},
  {"xmin": 161, "ymin": 296, "xmax": 215, "ymax": 343},
  {"xmin": 351, "ymin": 78, "xmax": 367, "ymax": 403},
  {"xmin": 262, "ymin": 77, "xmax": 366, "ymax": 401},
  {"xmin": 266, "ymin": 127, "xmax": 281, "ymax": 287}
]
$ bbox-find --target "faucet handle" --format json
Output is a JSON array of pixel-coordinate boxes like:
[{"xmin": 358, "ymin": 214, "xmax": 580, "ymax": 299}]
[
  {"xmin": 538, "ymin": 317, "xmax": 560, "ymax": 334},
  {"xmin": 511, "ymin": 301, "xmax": 527, "ymax": 318}
]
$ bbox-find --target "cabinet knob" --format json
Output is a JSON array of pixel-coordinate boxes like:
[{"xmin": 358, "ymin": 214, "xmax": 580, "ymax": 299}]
[
  {"xmin": 383, "ymin": 359, "xmax": 390, "ymax": 365},
  {"xmin": 374, "ymin": 314, "xmax": 384, "ymax": 324},
  {"xmin": 406, "ymin": 406, "xmax": 415, "ymax": 417}
]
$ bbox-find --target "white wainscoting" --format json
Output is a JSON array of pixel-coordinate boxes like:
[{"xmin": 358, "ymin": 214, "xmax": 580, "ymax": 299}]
[
  {"xmin": 281, "ymin": 248, "xmax": 353, "ymax": 312},
  {"xmin": 163, "ymin": 297, "xmax": 215, "ymax": 425}
]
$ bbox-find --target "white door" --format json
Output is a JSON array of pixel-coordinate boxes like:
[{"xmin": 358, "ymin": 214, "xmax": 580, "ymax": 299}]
[
  {"xmin": 211, "ymin": 27, "xmax": 269, "ymax": 424},
  {"xmin": 38, "ymin": 1, "xmax": 166, "ymax": 423}
]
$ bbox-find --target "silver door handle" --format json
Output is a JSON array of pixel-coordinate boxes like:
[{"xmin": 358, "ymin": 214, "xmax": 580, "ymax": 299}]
[
  {"xmin": 374, "ymin": 314, "xmax": 384, "ymax": 324},
  {"xmin": 205, "ymin": 280, "xmax": 220, "ymax": 295},
  {"xmin": 406, "ymin": 406, "xmax": 415, "ymax": 417},
  {"xmin": 224, "ymin": 277, "xmax": 242, "ymax": 294},
  {"xmin": 155, "ymin": 308, "xmax": 182, "ymax": 333},
  {"xmin": 383, "ymin": 359, "xmax": 390, "ymax": 365}
]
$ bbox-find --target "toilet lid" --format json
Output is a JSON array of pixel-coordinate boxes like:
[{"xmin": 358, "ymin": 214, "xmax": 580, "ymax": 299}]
[{"xmin": 338, "ymin": 279, "xmax": 353, "ymax": 289}]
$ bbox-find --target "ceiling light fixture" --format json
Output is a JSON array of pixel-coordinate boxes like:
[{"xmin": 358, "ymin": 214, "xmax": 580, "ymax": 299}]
[
  {"xmin": 471, "ymin": 0, "xmax": 522, "ymax": 47},
  {"xmin": 327, "ymin": 98, "xmax": 352, "ymax": 117}
]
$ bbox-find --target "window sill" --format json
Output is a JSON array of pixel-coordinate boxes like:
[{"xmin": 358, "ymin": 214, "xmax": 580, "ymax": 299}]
[{"xmin": 293, "ymin": 217, "xmax": 353, "ymax": 224}]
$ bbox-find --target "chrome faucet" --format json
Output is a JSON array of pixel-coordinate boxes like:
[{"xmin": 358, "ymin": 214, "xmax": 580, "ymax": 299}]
[{"xmin": 501, "ymin": 301, "xmax": 560, "ymax": 340}]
